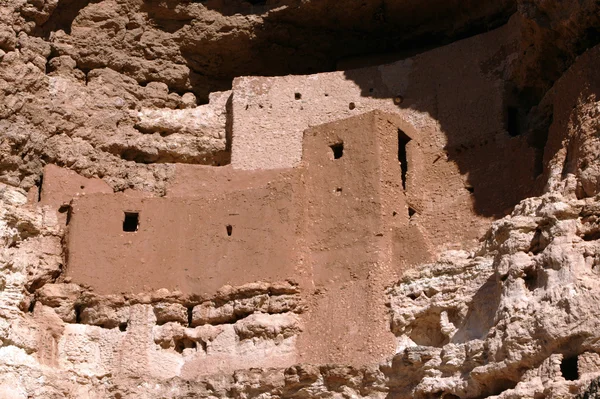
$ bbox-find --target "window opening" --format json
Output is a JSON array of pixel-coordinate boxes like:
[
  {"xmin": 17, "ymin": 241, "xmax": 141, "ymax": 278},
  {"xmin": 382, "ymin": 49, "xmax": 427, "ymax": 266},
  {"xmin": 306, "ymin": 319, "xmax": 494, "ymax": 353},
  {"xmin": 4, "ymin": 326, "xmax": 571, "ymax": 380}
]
[
  {"xmin": 560, "ymin": 355, "xmax": 579, "ymax": 381},
  {"xmin": 398, "ymin": 129, "xmax": 412, "ymax": 190},
  {"xmin": 330, "ymin": 142, "xmax": 344, "ymax": 159},
  {"xmin": 123, "ymin": 212, "xmax": 139, "ymax": 232}
]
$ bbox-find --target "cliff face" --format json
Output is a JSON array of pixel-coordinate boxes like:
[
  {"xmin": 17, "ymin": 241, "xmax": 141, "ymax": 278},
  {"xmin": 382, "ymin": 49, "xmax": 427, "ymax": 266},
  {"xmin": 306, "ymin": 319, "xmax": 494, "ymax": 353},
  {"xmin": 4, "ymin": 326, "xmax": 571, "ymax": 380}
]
[{"xmin": 2, "ymin": 0, "xmax": 600, "ymax": 398}]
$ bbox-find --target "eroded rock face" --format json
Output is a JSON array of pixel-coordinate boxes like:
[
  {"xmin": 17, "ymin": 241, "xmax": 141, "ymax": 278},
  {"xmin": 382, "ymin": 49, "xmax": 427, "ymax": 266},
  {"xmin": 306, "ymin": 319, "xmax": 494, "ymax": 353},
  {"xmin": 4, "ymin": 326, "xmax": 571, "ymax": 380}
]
[{"xmin": 2, "ymin": 0, "xmax": 600, "ymax": 397}]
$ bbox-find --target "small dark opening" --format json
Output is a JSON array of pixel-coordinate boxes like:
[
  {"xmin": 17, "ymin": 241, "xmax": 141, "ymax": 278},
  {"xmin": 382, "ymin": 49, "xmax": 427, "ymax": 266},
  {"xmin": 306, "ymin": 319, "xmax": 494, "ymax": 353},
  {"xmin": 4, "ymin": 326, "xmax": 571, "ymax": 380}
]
[
  {"xmin": 560, "ymin": 355, "xmax": 579, "ymax": 381},
  {"xmin": 37, "ymin": 173, "xmax": 44, "ymax": 202},
  {"xmin": 294, "ymin": 92, "xmax": 302, "ymax": 100},
  {"xmin": 330, "ymin": 142, "xmax": 344, "ymax": 159},
  {"xmin": 398, "ymin": 129, "xmax": 412, "ymax": 190},
  {"xmin": 75, "ymin": 304, "xmax": 82, "ymax": 323},
  {"xmin": 118, "ymin": 322, "xmax": 127, "ymax": 332},
  {"xmin": 408, "ymin": 207, "xmax": 416, "ymax": 217},
  {"xmin": 28, "ymin": 299, "xmax": 36, "ymax": 313},
  {"xmin": 123, "ymin": 212, "xmax": 139, "ymax": 232},
  {"xmin": 523, "ymin": 267, "xmax": 537, "ymax": 291},
  {"xmin": 226, "ymin": 225, "xmax": 233, "ymax": 236},
  {"xmin": 583, "ymin": 230, "xmax": 600, "ymax": 241},
  {"xmin": 348, "ymin": 102, "xmax": 356, "ymax": 110},
  {"xmin": 175, "ymin": 338, "xmax": 197, "ymax": 353},
  {"xmin": 507, "ymin": 106, "xmax": 520, "ymax": 137},
  {"xmin": 187, "ymin": 306, "xmax": 194, "ymax": 327},
  {"xmin": 407, "ymin": 293, "xmax": 418, "ymax": 300},
  {"xmin": 465, "ymin": 185, "xmax": 474, "ymax": 194}
]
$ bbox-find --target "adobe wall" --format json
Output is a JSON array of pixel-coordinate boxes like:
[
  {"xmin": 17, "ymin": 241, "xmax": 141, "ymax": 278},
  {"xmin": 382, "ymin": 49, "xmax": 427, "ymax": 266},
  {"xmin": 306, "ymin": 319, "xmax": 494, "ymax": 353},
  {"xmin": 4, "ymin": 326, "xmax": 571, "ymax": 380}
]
[
  {"xmin": 230, "ymin": 19, "xmax": 515, "ymax": 171},
  {"xmin": 63, "ymin": 110, "xmax": 408, "ymax": 366},
  {"xmin": 231, "ymin": 17, "xmax": 540, "ymax": 220},
  {"xmin": 298, "ymin": 111, "xmax": 403, "ymax": 365},
  {"xmin": 66, "ymin": 179, "xmax": 301, "ymax": 296},
  {"xmin": 61, "ymin": 109, "xmax": 510, "ymax": 366}
]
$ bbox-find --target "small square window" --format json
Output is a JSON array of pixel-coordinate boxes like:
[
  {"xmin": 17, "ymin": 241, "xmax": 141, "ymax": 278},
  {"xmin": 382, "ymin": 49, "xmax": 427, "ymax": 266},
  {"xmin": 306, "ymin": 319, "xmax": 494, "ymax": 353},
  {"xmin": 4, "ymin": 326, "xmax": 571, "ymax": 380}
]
[
  {"xmin": 123, "ymin": 212, "xmax": 139, "ymax": 232},
  {"xmin": 330, "ymin": 142, "xmax": 344, "ymax": 159}
]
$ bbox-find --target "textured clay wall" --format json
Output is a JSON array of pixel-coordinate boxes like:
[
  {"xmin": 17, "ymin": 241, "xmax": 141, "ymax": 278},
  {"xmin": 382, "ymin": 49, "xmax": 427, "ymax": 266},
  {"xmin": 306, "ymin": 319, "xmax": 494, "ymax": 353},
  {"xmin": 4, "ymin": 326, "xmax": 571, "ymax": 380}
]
[{"xmin": 66, "ymin": 176, "xmax": 300, "ymax": 295}]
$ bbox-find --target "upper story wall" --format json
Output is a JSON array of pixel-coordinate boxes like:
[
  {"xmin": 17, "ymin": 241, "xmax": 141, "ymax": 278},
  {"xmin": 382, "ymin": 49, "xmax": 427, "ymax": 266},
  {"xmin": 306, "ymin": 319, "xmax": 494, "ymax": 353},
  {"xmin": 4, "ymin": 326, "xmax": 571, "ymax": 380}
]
[
  {"xmin": 230, "ymin": 19, "xmax": 515, "ymax": 172},
  {"xmin": 230, "ymin": 17, "xmax": 540, "ymax": 219}
]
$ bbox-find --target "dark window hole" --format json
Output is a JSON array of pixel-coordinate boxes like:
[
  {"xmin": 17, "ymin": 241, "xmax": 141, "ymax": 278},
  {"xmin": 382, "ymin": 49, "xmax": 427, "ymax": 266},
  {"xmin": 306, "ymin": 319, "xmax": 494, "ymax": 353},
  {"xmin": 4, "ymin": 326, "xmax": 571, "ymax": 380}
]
[
  {"xmin": 28, "ymin": 299, "xmax": 36, "ymax": 313},
  {"xmin": 392, "ymin": 211, "xmax": 398, "ymax": 216},
  {"xmin": 330, "ymin": 142, "xmax": 344, "ymax": 159},
  {"xmin": 407, "ymin": 293, "xmax": 418, "ymax": 300},
  {"xmin": 465, "ymin": 185, "xmax": 474, "ymax": 194},
  {"xmin": 226, "ymin": 225, "xmax": 233, "ymax": 237},
  {"xmin": 348, "ymin": 102, "xmax": 355, "ymax": 110},
  {"xmin": 294, "ymin": 92, "xmax": 302, "ymax": 100},
  {"xmin": 123, "ymin": 212, "xmax": 139, "ymax": 232},
  {"xmin": 398, "ymin": 129, "xmax": 411, "ymax": 190},
  {"xmin": 37, "ymin": 173, "xmax": 44, "ymax": 202},
  {"xmin": 408, "ymin": 207, "xmax": 416, "ymax": 217},
  {"xmin": 583, "ymin": 230, "xmax": 600, "ymax": 241},
  {"xmin": 119, "ymin": 322, "xmax": 127, "ymax": 332},
  {"xmin": 187, "ymin": 306, "xmax": 194, "ymax": 327},
  {"xmin": 560, "ymin": 355, "xmax": 579, "ymax": 381},
  {"xmin": 75, "ymin": 304, "xmax": 82, "ymax": 323},
  {"xmin": 507, "ymin": 106, "xmax": 520, "ymax": 137},
  {"xmin": 174, "ymin": 338, "xmax": 197, "ymax": 354}
]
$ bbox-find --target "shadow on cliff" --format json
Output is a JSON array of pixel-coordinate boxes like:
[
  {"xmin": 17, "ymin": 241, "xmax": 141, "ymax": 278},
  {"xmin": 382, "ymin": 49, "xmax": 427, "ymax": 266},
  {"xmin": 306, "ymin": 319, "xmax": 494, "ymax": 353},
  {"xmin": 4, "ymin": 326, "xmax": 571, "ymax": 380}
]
[
  {"xmin": 35, "ymin": 0, "xmax": 99, "ymax": 38},
  {"xmin": 141, "ymin": 0, "xmax": 540, "ymax": 217},
  {"xmin": 343, "ymin": 38, "xmax": 547, "ymax": 218},
  {"xmin": 142, "ymin": 0, "xmax": 516, "ymax": 107}
]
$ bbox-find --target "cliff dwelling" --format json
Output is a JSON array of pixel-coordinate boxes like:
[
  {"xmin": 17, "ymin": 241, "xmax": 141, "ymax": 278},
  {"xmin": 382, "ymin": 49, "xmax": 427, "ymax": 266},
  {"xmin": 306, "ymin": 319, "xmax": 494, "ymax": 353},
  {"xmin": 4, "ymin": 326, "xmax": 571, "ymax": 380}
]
[{"xmin": 2, "ymin": 0, "xmax": 600, "ymax": 397}]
